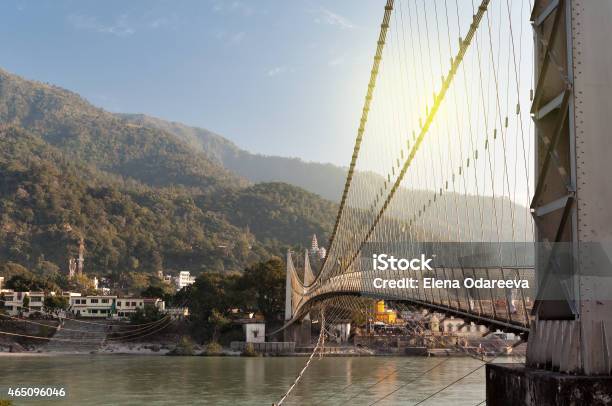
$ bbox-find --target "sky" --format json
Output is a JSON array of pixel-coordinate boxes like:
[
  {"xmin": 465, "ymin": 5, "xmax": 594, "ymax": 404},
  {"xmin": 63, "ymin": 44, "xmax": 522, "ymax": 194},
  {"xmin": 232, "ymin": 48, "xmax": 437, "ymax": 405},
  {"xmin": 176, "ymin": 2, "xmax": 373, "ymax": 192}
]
[{"xmin": 0, "ymin": 0, "xmax": 385, "ymax": 167}]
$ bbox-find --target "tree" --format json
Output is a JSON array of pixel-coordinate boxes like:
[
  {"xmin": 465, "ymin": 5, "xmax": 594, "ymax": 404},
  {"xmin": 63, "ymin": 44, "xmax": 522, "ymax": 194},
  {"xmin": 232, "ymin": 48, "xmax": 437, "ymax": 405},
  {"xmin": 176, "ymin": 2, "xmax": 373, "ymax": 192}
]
[
  {"xmin": 187, "ymin": 272, "xmax": 241, "ymax": 342},
  {"xmin": 240, "ymin": 257, "xmax": 285, "ymax": 320},
  {"xmin": 141, "ymin": 285, "xmax": 172, "ymax": 303},
  {"xmin": 1, "ymin": 262, "xmax": 32, "ymax": 279},
  {"xmin": 128, "ymin": 272, "xmax": 149, "ymax": 292},
  {"xmin": 21, "ymin": 294, "xmax": 30, "ymax": 314},
  {"xmin": 5, "ymin": 275, "xmax": 55, "ymax": 292},
  {"xmin": 0, "ymin": 293, "xmax": 6, "ymax": 315},
  {"xmin": 44, "ymin": 296, "xmax": 69, "ymax": 312},
  {"xmin": 209, "ymin": 309, "xmax": 230, "ymax": 342},
  {"xmin": 129, "ymin": 306, "xmax": 163, "ymax": 324},
  {"xmin": 66, "ymin": 274, "xmax": 96, "ymax": 295}
]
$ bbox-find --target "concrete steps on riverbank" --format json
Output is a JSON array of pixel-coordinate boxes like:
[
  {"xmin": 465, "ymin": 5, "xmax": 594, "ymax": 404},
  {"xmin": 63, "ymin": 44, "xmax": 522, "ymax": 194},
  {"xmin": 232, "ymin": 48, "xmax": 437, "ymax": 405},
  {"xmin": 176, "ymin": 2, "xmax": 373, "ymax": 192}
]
[{"xmin": 45, "ymin": 319, "xmax": 108, "ymax": 353}]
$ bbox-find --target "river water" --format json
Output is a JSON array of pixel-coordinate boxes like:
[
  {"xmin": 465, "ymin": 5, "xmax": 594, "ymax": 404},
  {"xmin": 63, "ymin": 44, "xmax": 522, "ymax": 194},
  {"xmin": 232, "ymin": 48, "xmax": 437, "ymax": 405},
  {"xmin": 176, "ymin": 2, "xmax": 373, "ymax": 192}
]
[{"xmin": 0, "ymin": 355, "xmax": 522, "ymax": 405}]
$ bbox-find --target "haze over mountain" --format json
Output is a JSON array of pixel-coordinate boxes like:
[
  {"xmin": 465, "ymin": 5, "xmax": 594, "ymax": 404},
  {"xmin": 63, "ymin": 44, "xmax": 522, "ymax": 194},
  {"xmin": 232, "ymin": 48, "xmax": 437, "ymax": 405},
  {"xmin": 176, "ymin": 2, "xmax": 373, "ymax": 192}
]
[
  {"xmin": 117, "ymin": 113, "xmax": 533, "ymax": 242},
  {"xmin": 0, "ymin": 68, "xmax": 337, "ymax": 280},
  {"xmin": 118, "ymin": 113, "xmax": 349, "ymax": 202}
]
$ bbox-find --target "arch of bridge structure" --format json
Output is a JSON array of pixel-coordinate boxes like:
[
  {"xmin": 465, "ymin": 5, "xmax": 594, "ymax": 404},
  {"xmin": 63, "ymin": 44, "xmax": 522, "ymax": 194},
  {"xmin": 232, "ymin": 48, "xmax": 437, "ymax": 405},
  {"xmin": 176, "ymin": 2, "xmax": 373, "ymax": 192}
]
[{"xmin": 281, "ymin": 250, "xmax": 532, "ymax": 336}]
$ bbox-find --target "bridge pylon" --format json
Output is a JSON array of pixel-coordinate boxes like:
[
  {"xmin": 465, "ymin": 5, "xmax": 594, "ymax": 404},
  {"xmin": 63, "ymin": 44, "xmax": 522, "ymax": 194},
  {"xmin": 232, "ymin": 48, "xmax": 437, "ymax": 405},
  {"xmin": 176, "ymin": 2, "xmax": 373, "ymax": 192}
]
[{"xmin": 488, "ymin": 0, "xmax": 612, "ymax": 404}]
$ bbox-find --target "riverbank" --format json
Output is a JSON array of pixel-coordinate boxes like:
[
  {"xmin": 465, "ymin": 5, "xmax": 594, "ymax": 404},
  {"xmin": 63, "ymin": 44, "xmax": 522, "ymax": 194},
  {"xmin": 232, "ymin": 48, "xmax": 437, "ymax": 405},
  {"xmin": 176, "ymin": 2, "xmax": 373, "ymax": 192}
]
[{"xmin": 0, "ymin": 343, "xmax": 526, "ymax": 357}]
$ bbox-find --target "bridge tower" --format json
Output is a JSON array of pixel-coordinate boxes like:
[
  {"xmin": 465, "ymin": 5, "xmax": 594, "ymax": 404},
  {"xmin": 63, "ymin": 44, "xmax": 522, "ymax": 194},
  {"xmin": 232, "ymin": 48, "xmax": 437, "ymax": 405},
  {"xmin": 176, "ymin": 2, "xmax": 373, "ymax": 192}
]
[
  {"xmin": 283, "ymin": 250, "xmax": 312, "ymax": 346},
  {"xmin": 488, "ymin": 0, "xmax": 612, "ymax": 403}
]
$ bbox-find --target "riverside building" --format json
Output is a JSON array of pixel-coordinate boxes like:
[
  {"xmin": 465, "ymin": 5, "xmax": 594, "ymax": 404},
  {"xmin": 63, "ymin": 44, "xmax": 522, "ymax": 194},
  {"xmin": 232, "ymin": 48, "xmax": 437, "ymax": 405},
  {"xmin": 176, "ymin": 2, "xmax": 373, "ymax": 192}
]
[{"xmin": 69, "ymin": 296, "xmax": 165, "ymax": 318}]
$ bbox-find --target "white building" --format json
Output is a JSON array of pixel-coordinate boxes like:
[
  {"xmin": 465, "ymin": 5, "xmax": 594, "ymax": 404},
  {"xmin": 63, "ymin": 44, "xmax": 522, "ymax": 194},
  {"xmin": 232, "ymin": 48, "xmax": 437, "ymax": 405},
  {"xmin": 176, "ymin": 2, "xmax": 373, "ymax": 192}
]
[
  {"xmin": 70, "ymin": 295, "xmax": 116, "ymax": 318},
  {"xmin": 2, "ymin": 291, "xmax": 55, "ymax": 316},
  {"xmin": 69, "ymin": 295, "xmax": 165, "ymax": 318},
  {"xmin": 115, "ymin": 298, "xmax": 145, "ymax": 318},
  {"xmin": 174, "ymin": 271, "xmax": 196, "ymax": 291},
  {"xmin": 1, "ymin": 291, "xmax": 164, "ymax": 319},
  {"xmin": 244, "ymin": 322, "xmax": 265, "ymax": 343}
]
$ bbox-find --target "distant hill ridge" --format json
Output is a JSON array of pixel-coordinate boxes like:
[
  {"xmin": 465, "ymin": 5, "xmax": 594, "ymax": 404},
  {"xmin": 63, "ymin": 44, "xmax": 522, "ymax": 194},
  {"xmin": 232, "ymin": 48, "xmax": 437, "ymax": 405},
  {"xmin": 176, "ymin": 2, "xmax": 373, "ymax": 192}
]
[{"xmin": 118, "ymin": 113, "xmax": 349, "ymax": 202}]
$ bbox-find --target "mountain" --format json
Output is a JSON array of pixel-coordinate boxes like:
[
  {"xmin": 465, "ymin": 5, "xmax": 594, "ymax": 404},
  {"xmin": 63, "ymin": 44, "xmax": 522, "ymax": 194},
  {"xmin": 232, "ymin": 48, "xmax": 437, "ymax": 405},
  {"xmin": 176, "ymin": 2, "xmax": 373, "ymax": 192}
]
[
  {"xmin": 0, "ymin": 68, "xmax": 245, "ymax": 192},
  {"xmin": 0, "ymin": 68, "xmax": 337, "ymax": 284},
  {"xmin": 0, "ymin": 125, "xmax": 336, "ymax": 278},
  {"xmin": 118, "ymin": 113, "xmax": 348, "ymax": 201}
]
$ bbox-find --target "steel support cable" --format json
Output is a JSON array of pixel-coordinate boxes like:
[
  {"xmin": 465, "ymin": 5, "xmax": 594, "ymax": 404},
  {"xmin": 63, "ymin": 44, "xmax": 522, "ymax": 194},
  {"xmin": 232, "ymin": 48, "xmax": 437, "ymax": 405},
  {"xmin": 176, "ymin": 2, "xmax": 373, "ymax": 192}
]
[
  {"xmin": 463, "ymin": 0, "xmax": 494, "ymax": 316},
  {"xmin": 342, "ymin": 0, "xmax": 492, "ymax": 285},
  {"xmin": 409, "ymin": 338, "xmax": 525, "ymax": 406},
  {"xmin": 316, "ymin": 300, "xmax": 513, "ymax": 405},
  {"xmin": 433, "ymin": 0, "xmax": 454, "ymax": 252},
  {"xmin": 366, "ymin": 358, "xmax": 452, "ymax": 406},
  {"xmin": 456, "ymin": 0, "xmax": 500, "ymax": 319},
  {"xmin": 317, "ymin": 0, "xmax": 395, "ymax": 288},
  {"xmin": 412, "ymin": 0, "xmax": 435, "ymax": 279},
  {"xmin": 350, "ymin": 320, "xmax": 514, "ymax": 405},
  {"xmin": 0, "ymin": 299, "xmax": 189, "ymax": 342},
  {"xmin": 40, "ymin": 311, "xmax": 171, "ymax": 328},
  {"xmin": 459, "ymin": 0, "xmax": 484, "ymax": 248},
  {"xmin": 288, "ymin": 0, "xmax": 524, "ymax": 326},
  {"xmin": 408, "ymin": 0, "xmax": 434, "ymax": 305},
  {"xmin": 506, "ymin": 0, "xmax": 530, "ymax": 222},
  {"xmin": 0, "ymin": 318, "xmax": 174, "ymax": 343},
  {"xmin": 382, "ymin": 25, "xmax": 402, "ymax": 302},
  {"xmin": 383, "ymin": 11, "xmax": 403, "ymax": 298},
  {"xmin": 400, "ymin": 0, "xmax": 425, "ymax": 304},
  {"xmin": 0, "ymin": 304, "xmax": 172, "ymax": 329},
  {"xmin": 390, "ymin": 6, "xmax": 413, "ymax": 303},
  {"xmin": 434, "ymin": 0, "xmax": 459, "ymax": 306},
  {"xmin": 363, "ymin": 321, "xmax": 524, "ymax": 405},
  {"xmin": 275, "ymin": 309, "xmax": 326, "ymax": 406},
  {"xmin": 505, "ymin": 0, "xmax": 532, "ymax": 324},
  {"xmin": 330, "ymin": 0, "xmax": 395, "ymax": 286},
  {"xmin": 335, "ymin": 325, "xmax": 462, "ymax": 404},
  {"xmin": 442, "ymin": 1, "xmax": 466, "ymax": 312},
  {"xmin": 479, "ymin": 4, "xmax": 504, "ymax": 321},
  {"xmin": 515, "ymin": 0, "xmax": 533, "ymax": 257},
  {"xmin": 0, "ymin": 313, "xmax": 170, "ymax": 336},
  {"xmin": 419, "ymin": 0, "xmax": 441, "ymax": 303},
  {"xmin": 485, "ymin": 3, "xmax": 518, "ymax": 323}
]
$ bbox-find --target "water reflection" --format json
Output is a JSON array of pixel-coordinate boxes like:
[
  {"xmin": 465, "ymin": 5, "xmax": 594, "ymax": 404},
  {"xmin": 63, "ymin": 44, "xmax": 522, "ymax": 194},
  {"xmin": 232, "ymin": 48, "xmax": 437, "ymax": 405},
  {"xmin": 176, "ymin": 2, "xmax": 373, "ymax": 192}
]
[{"xmin": 0, "ymin": 355, "xmax": 522, "ymax": 405}]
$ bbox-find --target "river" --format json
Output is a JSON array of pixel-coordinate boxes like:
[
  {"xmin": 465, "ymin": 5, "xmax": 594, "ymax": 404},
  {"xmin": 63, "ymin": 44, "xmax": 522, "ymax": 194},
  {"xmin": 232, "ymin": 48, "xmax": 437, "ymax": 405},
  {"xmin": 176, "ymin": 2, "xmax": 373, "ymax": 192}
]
[{"xmin": 0, "ymin": 355, "xmax": 522, "ymax": 405}]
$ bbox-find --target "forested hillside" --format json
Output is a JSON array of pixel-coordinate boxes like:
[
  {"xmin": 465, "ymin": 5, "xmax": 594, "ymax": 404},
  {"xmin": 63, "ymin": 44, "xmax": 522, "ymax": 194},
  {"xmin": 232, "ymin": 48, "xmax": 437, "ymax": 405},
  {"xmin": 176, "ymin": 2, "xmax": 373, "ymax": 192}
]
[
  {"xmin": 0, "ymin": 69, "xmax": 244, "ymax": 192},
  {"xmin": 119, "ymin": 113, "xmax": 348, "ymax": 201},
  {"xmin": 0, "ymin": 69, "xmax": 337, "ymax": 284}
]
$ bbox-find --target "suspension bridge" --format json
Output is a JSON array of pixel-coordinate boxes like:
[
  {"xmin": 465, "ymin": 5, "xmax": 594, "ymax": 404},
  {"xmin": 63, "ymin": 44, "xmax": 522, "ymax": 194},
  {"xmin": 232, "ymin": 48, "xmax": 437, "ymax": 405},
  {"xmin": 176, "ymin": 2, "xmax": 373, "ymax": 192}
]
[{"xmin": 277, "ymin": 0, "xmax": 612, "ymax": 404}]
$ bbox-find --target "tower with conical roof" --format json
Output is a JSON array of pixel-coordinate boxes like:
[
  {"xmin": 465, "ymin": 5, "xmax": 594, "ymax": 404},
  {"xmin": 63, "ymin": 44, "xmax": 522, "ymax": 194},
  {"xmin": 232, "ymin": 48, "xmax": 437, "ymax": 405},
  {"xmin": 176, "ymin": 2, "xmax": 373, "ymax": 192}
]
[{"xmin": 311, "ymin": 234, "xmax": 318, "ymax": 252}]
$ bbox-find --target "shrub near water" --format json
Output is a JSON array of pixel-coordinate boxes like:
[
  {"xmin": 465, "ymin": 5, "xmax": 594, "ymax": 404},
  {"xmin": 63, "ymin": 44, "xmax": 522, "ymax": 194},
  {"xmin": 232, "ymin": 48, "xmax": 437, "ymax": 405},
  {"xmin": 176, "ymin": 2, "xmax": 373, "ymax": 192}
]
[
  {"xmin": 169, "ymin": 336, "xmax": 194, "ymax": 356},
  {"xmin": 242, "ymin": 342, "xmax": 259, "ymax": 357},
  {"xmin": 205, "ymin": 342, "xmax": 223, "ymax": 356}
]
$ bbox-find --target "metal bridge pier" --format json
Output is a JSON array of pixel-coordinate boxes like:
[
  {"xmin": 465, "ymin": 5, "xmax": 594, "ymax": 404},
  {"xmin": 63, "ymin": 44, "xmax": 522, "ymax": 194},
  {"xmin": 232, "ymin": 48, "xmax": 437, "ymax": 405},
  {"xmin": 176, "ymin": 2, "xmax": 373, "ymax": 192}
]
[{"xmin": 487, "ymin": 0, "xmax": 612, "ymax": 404}]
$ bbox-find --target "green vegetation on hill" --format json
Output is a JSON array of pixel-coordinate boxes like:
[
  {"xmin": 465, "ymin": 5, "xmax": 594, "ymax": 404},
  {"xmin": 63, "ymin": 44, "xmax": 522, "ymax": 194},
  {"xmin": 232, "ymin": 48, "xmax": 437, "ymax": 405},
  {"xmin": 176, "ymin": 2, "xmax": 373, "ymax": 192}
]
[
  {"xmin": 0, "ymin": 67, "xmax": 337, "ymax": 286},
  {"xmin": 0, "ymin": 69, "xmax": 244, "ymax": 192},
  {"xmin": 119, "ymin": 113, "xmax": 348, "ymax": 201},
  {"xmin": 0, "ymin": 125, "xmax": 335, "ymax": 283}
]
